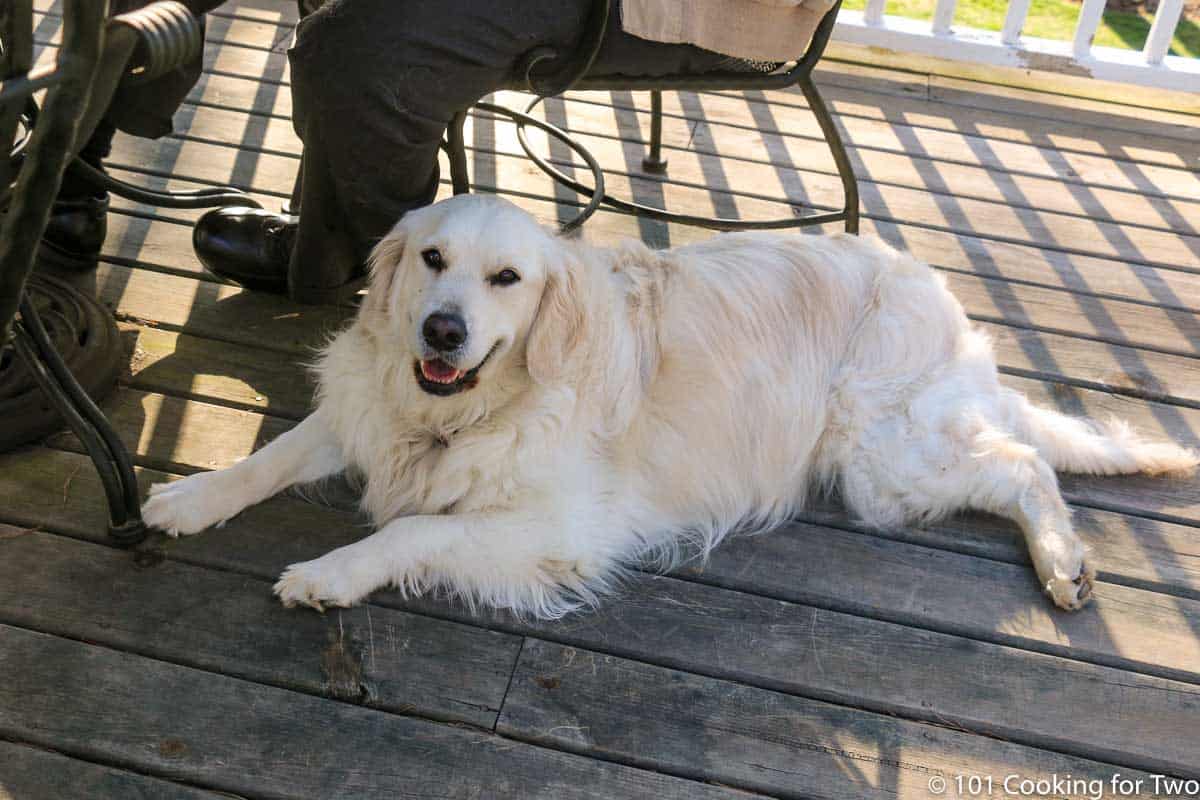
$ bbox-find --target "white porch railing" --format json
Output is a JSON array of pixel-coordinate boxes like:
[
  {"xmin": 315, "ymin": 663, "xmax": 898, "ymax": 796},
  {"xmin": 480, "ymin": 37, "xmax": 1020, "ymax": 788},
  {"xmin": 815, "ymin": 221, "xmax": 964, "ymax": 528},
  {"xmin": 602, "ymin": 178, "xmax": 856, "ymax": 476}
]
[{"xmin": 834, "ymin": 0, "xmax": 1200, "ymax": 93}]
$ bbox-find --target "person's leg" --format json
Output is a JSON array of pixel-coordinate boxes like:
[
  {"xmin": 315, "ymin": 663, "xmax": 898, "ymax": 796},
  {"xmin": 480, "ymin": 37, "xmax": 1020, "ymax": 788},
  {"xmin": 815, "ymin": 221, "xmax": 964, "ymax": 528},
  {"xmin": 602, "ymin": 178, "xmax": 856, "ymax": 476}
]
[
  {"xmin": 282, "ymin": 0, "xmax": 594, "ymax": 303},
  {"xmin": 40, "ymin": 121, "xmax": 115, "ymax": 271},
  {"xmin": 41, "ymin": 1, "xmax": 224, "ymax": 271}
]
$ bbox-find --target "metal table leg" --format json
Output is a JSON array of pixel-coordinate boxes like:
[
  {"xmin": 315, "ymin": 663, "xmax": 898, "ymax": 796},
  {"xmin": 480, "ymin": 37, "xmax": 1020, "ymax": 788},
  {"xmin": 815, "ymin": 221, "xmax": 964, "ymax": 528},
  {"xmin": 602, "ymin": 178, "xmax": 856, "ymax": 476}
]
[{"xmin": 1, "ymin": 1, "xmax": 261, "ymax": 544}]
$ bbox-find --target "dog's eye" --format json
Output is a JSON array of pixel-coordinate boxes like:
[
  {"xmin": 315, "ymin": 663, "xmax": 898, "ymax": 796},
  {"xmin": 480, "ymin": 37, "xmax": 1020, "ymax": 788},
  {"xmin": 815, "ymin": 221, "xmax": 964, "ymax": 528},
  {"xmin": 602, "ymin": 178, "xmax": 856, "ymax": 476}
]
[
  {"xmin": 421, "ymin": 248, "xmax": 445, "ymax": 271},
  {"xmin": 489, "ymin": 268, "xmax": 521, "ymax": 287}
]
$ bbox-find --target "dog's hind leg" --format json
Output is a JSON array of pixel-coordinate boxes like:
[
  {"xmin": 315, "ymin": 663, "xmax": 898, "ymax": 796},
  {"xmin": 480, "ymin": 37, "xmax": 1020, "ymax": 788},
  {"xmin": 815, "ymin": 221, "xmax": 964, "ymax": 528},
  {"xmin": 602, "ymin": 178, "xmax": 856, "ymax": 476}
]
[
  {"xmin": 142, "ymin": 411, "xmax": 346, "ymax": 536},
  {"xmin": 966, "ymin": 435, "xmax": 1095, "ymax": 610},
  {"xmin": 841, "ymin": 411, "xmax": 1094, "ymax": 610}
]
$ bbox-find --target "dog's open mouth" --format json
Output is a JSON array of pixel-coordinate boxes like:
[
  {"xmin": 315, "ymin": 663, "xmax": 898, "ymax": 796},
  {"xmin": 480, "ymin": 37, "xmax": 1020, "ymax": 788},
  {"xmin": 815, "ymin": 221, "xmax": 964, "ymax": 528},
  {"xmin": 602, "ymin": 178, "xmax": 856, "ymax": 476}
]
[
  {"xmin": 414, "ymin": 341, "xmax": 500, "ymax": 396},
  {"xmin": 420, "ymin": 359, "xmax": 462, "ymax": 384}
]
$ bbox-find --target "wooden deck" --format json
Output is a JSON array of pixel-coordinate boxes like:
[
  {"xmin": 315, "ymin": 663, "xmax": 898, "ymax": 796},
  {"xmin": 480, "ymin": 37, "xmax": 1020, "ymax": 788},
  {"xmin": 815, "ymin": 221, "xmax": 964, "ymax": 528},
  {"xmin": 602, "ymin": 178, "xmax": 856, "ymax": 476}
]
[{"xmin": 4, "ymin": 2, "xmax": 1200, "ymax": 797}]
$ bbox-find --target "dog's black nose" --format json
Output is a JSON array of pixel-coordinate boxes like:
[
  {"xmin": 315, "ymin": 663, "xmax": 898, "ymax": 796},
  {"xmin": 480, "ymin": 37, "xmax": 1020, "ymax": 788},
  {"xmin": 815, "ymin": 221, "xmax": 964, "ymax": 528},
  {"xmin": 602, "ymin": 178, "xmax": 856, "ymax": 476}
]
[{"xmin": 423, "ymin": 312, "xmax": 468, "ymax": 351}]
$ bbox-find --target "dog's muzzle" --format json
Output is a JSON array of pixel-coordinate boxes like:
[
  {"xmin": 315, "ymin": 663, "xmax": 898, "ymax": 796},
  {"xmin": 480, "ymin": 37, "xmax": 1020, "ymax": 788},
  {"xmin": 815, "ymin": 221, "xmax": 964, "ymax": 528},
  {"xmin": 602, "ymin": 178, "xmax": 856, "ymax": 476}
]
[{"xmin": 414, "ymin": 340, "xmax": 501, "ymax": 397}]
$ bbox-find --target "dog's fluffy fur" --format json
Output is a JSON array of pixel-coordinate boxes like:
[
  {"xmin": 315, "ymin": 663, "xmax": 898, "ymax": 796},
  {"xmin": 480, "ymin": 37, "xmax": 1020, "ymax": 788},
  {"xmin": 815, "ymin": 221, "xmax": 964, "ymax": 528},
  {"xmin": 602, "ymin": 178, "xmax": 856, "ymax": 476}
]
[{"xmin": 143, "ymin": 195, "xmax": 1198, "ymax": 617}]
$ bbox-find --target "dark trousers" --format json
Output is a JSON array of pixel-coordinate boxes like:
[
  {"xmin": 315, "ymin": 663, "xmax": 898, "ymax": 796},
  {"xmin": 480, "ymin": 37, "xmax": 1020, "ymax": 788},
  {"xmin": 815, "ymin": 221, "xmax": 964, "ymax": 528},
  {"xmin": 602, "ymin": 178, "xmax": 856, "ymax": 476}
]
[
  {"xmin": 107, "ymin": 1, "xmax": 729, "ymax": 303},
  {"xmin": 286, "ymin": 0, "xmax": 729, "ymax": 303},
  {"xmin": 104, "ymin": 0, "xmax": 226, "ymax": 140}
]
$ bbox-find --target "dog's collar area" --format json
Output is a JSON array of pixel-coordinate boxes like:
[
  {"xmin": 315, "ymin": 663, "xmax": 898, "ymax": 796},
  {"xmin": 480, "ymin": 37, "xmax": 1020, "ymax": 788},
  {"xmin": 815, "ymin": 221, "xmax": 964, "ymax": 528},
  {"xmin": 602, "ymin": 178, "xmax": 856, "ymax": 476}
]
[{"xmin": 413, "ymin": 339, "xmax": 501, "ymax": 396}]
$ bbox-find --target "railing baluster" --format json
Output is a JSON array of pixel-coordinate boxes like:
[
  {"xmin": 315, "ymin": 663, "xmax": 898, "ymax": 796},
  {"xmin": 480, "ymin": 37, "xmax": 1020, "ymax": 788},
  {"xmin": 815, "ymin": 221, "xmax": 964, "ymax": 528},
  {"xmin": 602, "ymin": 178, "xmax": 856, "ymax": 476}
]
[
  {"xmin": 864, "ymin": 0, "xmax": 887, "ymax": 26},
  {"xmin": 1001, "ymin": 0, "xmax": 1032, "ymax": 45},
  {"xmin": 931, "ymin": 0, "xmax": 957, "ymax": 35},
  {"xmin": 831, "ymin": 0, "xmax": 1199, "ymax": 93},
  {"xmin": 1072, "ymin": 0, "xmax": 1107, "ymax": 58},
  {"xmin": 1143, "ymin": 0, "xmax": 1183, "ymax": 65}
]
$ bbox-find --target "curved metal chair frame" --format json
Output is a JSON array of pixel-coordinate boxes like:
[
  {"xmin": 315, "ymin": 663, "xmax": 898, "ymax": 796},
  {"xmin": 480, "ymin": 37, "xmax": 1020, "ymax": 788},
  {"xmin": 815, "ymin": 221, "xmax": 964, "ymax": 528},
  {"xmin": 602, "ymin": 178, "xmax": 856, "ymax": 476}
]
[
  {"xmin": 1, "ymin": 0, "xmax": 259, "ymax": 545},
  {"xmin": 444, "ymin": 0, "xmax": 858, "ymax": 235}
]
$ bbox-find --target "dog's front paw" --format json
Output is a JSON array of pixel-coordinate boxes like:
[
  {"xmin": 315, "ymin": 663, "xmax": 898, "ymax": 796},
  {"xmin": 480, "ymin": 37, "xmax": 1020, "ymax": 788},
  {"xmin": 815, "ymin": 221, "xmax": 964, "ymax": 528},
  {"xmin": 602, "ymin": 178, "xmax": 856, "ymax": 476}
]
[
  {"xmin": 1045, "ymin": 559, "xmax": 1096, "ymax": 611},
  {"xmin": 141, "ymin": 470, "xmax": 242, "ymax": 537},
  {"xmin": 274, "ymin": 555, "xmax": 370, "ymax": 612}
]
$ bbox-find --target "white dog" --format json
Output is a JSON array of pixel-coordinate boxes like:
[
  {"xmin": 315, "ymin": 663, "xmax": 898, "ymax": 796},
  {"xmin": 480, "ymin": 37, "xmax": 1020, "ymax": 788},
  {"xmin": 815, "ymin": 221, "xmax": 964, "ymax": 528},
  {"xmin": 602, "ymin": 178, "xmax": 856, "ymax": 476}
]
[{"xmin": 143, "ymin": 195, "xmax": 1197, "ymax": 617}]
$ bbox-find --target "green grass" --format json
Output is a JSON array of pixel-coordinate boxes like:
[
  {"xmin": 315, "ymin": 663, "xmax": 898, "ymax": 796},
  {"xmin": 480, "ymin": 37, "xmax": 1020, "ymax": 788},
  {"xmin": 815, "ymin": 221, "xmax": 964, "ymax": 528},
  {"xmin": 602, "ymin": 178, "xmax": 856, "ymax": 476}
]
[{"xmin": 841, "ymin": 0, "xmax": 1200, "ymax": 58}]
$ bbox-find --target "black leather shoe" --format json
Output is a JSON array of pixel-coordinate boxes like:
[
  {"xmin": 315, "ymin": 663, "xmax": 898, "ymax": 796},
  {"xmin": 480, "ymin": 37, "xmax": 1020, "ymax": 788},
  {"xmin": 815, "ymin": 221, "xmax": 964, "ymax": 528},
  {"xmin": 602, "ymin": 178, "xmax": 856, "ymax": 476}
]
[
  {"xmin": 39, "ymin": 192, "xmax": 109, "ymax": 271},
  {"xmin": 192, "ymin": 206, "xmax": 298, "ymax": 293}
]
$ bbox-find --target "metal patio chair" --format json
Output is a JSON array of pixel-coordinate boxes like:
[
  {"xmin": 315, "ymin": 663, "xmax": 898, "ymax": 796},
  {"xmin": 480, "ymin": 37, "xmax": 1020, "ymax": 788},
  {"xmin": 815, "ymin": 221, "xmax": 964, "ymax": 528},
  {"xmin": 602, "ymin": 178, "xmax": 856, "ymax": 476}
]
[{"xmin": 443, "ymin": 0, "xmax": 859, "ymax": 235}]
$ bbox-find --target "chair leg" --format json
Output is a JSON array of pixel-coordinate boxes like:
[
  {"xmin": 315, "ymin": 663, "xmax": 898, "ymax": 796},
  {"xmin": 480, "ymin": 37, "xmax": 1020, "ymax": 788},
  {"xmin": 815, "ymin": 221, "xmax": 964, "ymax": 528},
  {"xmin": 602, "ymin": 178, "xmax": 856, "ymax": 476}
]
[
  {"xmin": 799, "ymin": 77, "xmax": 858, "ymax": 234},
  {"xmin": 641, "ymin": 90, "xmax": 668, "ymax": 175},
  {"xmin": 446, "ymin": 110, "xmax": 471, "ymax": 195}
]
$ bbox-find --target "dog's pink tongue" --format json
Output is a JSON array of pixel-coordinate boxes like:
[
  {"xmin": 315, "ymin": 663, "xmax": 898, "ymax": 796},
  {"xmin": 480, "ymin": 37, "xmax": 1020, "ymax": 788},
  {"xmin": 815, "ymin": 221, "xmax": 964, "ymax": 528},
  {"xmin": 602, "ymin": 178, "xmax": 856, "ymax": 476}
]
[{"xmin": 421, "ymin": 359, "xmax": 461, "ymax": 384}]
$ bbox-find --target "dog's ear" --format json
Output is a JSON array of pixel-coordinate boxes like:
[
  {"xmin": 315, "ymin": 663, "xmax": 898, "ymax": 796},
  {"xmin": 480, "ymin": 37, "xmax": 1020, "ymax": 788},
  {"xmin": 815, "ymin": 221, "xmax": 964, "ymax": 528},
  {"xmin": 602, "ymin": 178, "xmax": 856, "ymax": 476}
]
[
  {"xmin": 526, "ymin": 254, "xmax": 590, "ymax": 385},
  {"xmin": 363, "ymin": 219, "xmax": 409, "ymax": 315}
]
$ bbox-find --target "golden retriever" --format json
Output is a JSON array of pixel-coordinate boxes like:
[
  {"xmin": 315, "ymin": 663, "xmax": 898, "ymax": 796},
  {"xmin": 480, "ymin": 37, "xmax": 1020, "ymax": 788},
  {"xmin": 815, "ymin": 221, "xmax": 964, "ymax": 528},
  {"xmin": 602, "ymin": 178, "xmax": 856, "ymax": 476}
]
[{"xmin": 142, "ymin": 195, "xmax": 1197, "ymax": 617}]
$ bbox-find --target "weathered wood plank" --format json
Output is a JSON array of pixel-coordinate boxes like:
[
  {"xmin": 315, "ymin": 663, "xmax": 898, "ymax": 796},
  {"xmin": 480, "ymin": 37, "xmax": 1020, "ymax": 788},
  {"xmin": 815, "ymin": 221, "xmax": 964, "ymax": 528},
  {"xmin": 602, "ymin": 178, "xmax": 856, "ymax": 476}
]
[
  {"xmin": 100, "ymin": 188, "xmax": 1200, "ymax": 370},
  {"xmin": 500, "ymin": 639, "xmax": 1174, "ymax": 800},
  {"xmin": 983, "ymin": 322, "xmax": 1200, "ymax": 408},
  {"xmin": 0, "ymin": 526, "xmax": 521, "ymax": 727},
  {"xmin": 927, "ymin": 74, "xmax": 1200, "ymax": 145},
  {"xmin": 652, "ymin": 88, "xmax": 1200, "ymax": 203},
  {"xmin": 170, "ymin": 90, "xmax": 1200, "ymax": 274},
  {"xmin": 30, "ymin": 0, "xmax": 300, "ymax": 24},
  {"xmin": 91, "ymin": 261, "xmax": 353, "ymax": 353},
  {"xmin": 802, "ymin": 495, "xmax": 1200, "ymax": 601},
  {"xmin": 0, "ymin": 740, "xmax": 225, "ymax": 800},
  {"xmin": 714, "ymin": 74, "xmax": 1200, "ymax": 167},
  {"xmin": 689, "ymin": 520, "xmax": 1200, "ymax": 683},
  {"xmin": 0, "ymin": 448, "xmax": 362, "ymax": 578},
  {"xmin": 805, "ymin": 56, "xmax": 1200, "ymax": 147},
  {"xmin": 677, "ymin": 97, "xmax": 1200, "ymax": 234},
  {"xmin": 4, "ymin": 447, "xmax": 1198, "ymax": 775},
  {"xmin": 0, "ymin": 624, "xmax": 754, "ymax": 800},
  {"xmin": 489, "ymin": 581, "xmax": 1200, "ymax": 778},
  {"xmin": 213, "ymin": 0, "xmax": 300, "ymax": 26},
  {"xmin": 43, "ymin": 386, "xmax": 294, "ymax": 474},
  {"xmin": 120, "ymin": 321, "xmax": 314, "ymax": 419},
  {"xmin": 16, "ymin": 486, "xmax": 1180, "ymax": 797}
]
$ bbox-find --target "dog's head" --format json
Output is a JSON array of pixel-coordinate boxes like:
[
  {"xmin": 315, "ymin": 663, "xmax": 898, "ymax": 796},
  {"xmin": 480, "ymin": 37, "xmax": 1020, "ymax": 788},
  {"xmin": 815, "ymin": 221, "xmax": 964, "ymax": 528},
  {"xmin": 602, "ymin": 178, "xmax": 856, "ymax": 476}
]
[{"xmin": 363, "ymin": 195, "xmax": 589, "ymax": 398}]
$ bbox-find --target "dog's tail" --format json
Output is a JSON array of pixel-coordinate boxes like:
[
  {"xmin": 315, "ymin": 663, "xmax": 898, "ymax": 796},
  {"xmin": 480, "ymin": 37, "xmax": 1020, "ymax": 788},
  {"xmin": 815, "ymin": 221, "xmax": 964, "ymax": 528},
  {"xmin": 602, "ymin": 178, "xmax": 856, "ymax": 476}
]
[{"xmin": 1002, "ymin": 388, "xmax": 1198, "ymax": 476}]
